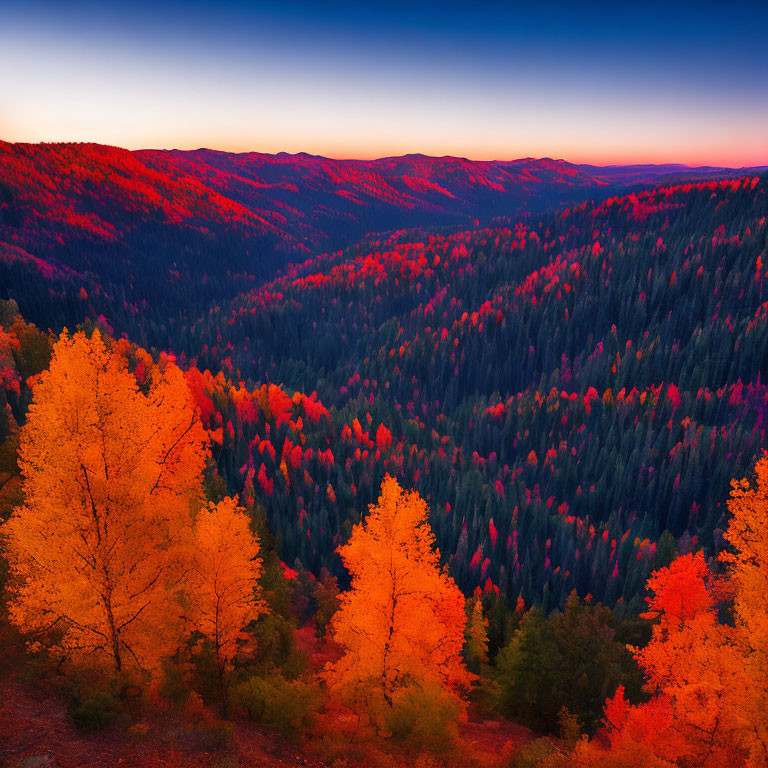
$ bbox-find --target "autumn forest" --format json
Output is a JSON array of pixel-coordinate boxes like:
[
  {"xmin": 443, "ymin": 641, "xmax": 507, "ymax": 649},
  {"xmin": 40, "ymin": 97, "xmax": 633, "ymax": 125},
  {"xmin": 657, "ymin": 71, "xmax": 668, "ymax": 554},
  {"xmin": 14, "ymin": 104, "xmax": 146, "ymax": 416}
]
[{"xmin": 1, "ymin": 135, "xmax": 767, "ymax": 768}]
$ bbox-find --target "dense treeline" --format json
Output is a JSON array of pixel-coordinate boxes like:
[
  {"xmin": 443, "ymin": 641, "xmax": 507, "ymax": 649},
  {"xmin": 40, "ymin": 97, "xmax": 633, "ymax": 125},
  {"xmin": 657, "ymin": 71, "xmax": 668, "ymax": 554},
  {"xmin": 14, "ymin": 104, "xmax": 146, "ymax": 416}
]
[
  {"xmin": 162, "ymin": 174, "xmax": 768, "ymax": 610},
  {"xmin": 0, "ymin": 312, "xmax": 768, "ymax": 768},
  {"xmin": 3, "ymin": 139, "xmax": 768, "ymax": 766},
  {"xmin": 0, "ymin": 300, "xmax": 765, "ymax": 766},
  {"xmin": 0, "ymin": 141, "xmax": 616, "ymax": 344},
  {"xmin": 4, "ymin": 145, "xmax": 766, "ymax": 613}
]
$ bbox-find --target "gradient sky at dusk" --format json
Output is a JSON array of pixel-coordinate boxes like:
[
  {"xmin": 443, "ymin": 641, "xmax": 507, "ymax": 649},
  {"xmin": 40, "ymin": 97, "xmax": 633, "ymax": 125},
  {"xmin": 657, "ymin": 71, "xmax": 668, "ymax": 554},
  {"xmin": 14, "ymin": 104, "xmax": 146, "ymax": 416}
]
[{"xmin": 1, "ymin": 0, "xmax": 767, "ymax": 165}]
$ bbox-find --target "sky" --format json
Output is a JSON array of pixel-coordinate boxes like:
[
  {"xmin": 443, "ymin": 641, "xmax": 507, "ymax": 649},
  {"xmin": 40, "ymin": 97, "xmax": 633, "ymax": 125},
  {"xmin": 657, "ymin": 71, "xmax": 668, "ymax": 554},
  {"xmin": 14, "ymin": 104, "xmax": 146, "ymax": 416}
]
[{"xmin": 1, "ymin": 0, "xmax": 767, "ymax": 166}]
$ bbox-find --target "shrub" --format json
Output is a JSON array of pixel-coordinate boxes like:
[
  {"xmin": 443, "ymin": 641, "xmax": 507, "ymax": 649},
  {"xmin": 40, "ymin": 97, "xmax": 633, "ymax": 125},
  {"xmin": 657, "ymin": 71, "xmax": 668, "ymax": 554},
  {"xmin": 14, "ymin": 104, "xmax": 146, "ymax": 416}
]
[
  {"xmin": 233, "ymin": 673, "xmax": 321, "ymax": 738},
  {"xmin": 313, "ymin": 568, "xmax": 340, "ymax": 639},
  {"xmin": 558, "ymin": 706, "xmax": 582, "ymax": 747},
  {"xmin": 496, "ymin": 594, "xmax": 642, "ymax": 732},
  {"xmin": 67, "ymin": 692, "xmax": 119, "ymax": 732},
  {"xmin": 385, "ymin": 682, "xmax": 462, "ymax": 754},
  {"xmin": 252, "ymin": 613, "xmax": 307, "ymax": 678},
  {"xmin": 508, "ymin": 738, "xmax": 570, "ymax": 768},
  {"xmin": 158, "ymin": 656, "xmax": 192, "ymax": 708}
]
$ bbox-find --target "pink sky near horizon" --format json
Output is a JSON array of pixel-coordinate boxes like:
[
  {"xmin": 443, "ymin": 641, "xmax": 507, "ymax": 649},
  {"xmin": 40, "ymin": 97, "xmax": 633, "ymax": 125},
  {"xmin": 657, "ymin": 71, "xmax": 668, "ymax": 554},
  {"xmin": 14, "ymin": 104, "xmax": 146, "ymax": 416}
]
[
  {"xmin": 1, "ymin": 3, "xmax": 767, "ymax": 168},
  {"xmin": 4, "ymin": 115, "xmax": 765, "ymax": 169}
]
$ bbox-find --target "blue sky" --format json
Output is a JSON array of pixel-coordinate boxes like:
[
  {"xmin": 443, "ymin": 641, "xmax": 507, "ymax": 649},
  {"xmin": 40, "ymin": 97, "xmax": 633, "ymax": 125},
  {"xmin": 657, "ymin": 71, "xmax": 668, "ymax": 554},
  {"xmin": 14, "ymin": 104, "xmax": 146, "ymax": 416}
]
[{"xmin": 1, "ymin": 0, "xmax": 766, "ymax": 164}]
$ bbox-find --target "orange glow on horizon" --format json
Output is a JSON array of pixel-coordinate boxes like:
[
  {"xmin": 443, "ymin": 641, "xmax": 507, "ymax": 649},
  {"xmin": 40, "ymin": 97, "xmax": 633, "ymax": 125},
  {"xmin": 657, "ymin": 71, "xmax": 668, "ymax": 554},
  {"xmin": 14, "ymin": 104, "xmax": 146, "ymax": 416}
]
[{"xmin": 1, "ymin": 20, "xmax": 766, "ymax": 171}]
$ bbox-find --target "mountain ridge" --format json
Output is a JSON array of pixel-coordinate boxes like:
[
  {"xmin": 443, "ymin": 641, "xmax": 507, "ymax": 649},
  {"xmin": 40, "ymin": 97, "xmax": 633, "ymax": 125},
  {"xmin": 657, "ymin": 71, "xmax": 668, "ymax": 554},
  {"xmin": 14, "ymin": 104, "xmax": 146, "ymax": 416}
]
[
  {"xmin": 2, "ymin": 139, "xmax": 764, "ymax": 340},
  {"xmin": 180, "ymin": 171, "xmax": 768, "ymax": 607}
]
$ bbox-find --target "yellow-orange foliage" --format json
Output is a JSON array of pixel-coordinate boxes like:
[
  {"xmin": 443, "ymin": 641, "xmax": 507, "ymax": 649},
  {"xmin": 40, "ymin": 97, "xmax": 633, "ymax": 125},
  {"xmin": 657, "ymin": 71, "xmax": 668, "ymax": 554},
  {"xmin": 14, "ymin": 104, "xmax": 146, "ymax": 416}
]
[
  {"xmin": 2, "ymin": 331, "xmax": 208, "ymax": 674},
  {"xmin": 324, "ymin": 475, "xmax": 471, "ymax": 724},
  {"xmin": 577, "ymin": 455, "xmax": 768, "ymax": 768},
  {"xmin": 721, "ymin": 455, "xmax": 768, "ymax": 767},
  {"xmin": 633, "ymin": 552, "xmax": 740, "ymax": 767},
  {"xmin": 188, "ymin": 496, "xmax": 265, "ymax": 684}
]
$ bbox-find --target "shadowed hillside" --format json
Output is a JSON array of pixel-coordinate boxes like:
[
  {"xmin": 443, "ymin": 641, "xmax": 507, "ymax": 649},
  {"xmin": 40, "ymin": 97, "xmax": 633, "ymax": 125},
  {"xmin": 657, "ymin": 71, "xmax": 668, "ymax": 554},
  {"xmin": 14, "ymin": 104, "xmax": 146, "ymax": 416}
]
[
  {"xmin": 178, "ymin": 173, "xmax": 768, "ymax": 610},
  {"xmin": 3, "ymin": 140, "xmax": 759, "ymax": 342}
]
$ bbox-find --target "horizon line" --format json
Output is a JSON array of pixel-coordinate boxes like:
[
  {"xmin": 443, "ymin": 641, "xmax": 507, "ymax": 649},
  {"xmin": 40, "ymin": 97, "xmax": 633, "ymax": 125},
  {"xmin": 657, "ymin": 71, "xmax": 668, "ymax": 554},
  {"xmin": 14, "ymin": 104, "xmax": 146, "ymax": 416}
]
[{"xmin": 3, "ymin": 138, "xmax": 768, "ymax": 170}]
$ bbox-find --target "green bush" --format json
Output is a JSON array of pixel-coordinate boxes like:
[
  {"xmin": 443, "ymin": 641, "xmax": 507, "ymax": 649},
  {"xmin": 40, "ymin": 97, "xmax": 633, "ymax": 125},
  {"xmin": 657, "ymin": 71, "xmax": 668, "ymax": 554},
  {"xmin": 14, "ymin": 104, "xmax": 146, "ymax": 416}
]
[
  {"xmin": 252, "ymin": 613, "xmax": 307, "ymax": 678},
  {"xmin": 233, "ymin": 673, "xmax": 321, "ymax": 738},
  {"xmin": 508, "ymin": 738, "xmax": 569, "ymax": 768},
  {"xmin": 496, "ymin": 593, "xmax": 643, "ymax": 732},
  {"xmin": 557, "ymin": 706, "xmax": 583, "ymax": 747},
  {"xmin": 67, "ymin": 692, "xmax": 119, "ymax": 732},
  {"xmin": 385, "ymin": 682, "xmax": 462, "ymax": 754},
  {"xmin": 158, "ymin": 656, "xmax": 192, "ymax": 707},
  {"xmin": 313, "ymin": 569, "xmax": 340, "ymax": 639}
]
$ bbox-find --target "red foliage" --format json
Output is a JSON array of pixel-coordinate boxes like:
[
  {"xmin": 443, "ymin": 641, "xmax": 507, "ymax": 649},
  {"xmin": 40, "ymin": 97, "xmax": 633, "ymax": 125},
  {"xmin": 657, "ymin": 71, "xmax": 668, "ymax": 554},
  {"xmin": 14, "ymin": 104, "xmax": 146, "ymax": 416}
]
[{"xmin": 375, "ymin": 423, "xmax": 392, "ymax": 451}]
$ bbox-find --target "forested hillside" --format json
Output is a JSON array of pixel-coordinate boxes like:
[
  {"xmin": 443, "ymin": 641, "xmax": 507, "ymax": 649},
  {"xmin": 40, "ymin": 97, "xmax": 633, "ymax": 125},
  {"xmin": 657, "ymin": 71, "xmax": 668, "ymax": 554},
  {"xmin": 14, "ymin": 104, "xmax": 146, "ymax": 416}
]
[
  {"xmin": 3, "ymin": 0, "xmax": 767, "ymax": 758},
  {"xmin": 2, "ymin": 166, "xmax": 767, "ymax": 768},
  {"xmin": 174, "ymin": 174, "xmax": 768, "ymax": 611},
  {"xmin": 3, "ymin": 148, "xmax": 765, "ymax": 610},
  {"xmin": 0, "ymin": 141, "xmax": 618, "ymax": 338},
  {"xmin": 4, "ymin": 140, "xmax": 763, "ymax": 345}
]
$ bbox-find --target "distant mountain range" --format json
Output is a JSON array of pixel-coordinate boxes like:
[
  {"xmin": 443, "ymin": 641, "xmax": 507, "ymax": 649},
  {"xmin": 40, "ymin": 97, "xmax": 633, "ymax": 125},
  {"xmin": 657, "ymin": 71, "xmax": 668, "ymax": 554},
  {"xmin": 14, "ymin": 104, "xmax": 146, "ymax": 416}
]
[
  {"xmin": 576, "ymin": 162, "xmax": 768, "ymax": 185},
  {"xmin": 1, "ymin": 139, "xmax": 764, "ymax": 337}
]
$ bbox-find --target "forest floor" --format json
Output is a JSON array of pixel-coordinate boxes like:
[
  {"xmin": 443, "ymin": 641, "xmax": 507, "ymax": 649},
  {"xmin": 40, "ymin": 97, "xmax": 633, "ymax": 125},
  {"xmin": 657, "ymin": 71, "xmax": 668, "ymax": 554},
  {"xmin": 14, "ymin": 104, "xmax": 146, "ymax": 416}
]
[
  {"xmin": 0, "ymin": 626, "xmax": 534, "ymax": 768},
  {"xmin": 0, "ymin": 670, "xmax": 326, "ymax": 768},
  {"xmin": 0, "ymin": 671, "xmax": 534, "ymax": 768}
]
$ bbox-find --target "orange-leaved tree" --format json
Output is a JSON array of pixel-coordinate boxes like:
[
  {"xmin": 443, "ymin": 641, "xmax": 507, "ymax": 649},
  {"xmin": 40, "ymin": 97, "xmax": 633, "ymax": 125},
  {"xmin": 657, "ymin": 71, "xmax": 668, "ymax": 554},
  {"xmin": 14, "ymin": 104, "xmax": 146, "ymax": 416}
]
[
  {"xmin": 720, "ymin": 454, "xmax": 768, "ymax": 767},
  {"xmin": 575, "ymin": 455, "xmax": 768, "ymax": 768},
  {"xmin": 324, "ymin": 474, "xmax": 471, "ymax": 726},
  {"xmin": 188, "ymin": 496, "xmax": 266, "ymax": 696},
  {"xmin": 2, "ymin": 330, "xmax": 208, "ymax": 675}
]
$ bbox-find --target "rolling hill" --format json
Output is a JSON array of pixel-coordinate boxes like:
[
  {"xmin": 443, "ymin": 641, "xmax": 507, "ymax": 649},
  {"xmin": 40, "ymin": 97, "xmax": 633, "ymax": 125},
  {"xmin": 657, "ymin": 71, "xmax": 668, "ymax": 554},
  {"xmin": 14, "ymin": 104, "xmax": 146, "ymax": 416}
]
[
  {"xmin": 173, "ymin": 172, "xmax": 768, "ymax": 610},
  {"xmin": 3, "ymin": 139, "xmax": 760, "ymax": 341}
]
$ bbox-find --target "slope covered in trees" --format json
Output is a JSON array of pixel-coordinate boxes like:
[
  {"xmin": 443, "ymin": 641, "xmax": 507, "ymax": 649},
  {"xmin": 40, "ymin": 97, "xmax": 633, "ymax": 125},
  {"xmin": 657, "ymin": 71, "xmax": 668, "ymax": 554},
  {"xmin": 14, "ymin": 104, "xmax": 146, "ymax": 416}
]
[
  {"xmin": 1, "ymin": 257, "xmax": 766, "ymax": 766},
  {"xmin": 177, "ymin": 173, "xmax": 768, "ymax": 612},
  {"xmin": 3, "ymin": 140, "xmax": 761, "ymax": 344},
  {"xmin": 2, "ymin": 316, "xmax": 765, "ymax": 766}
]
